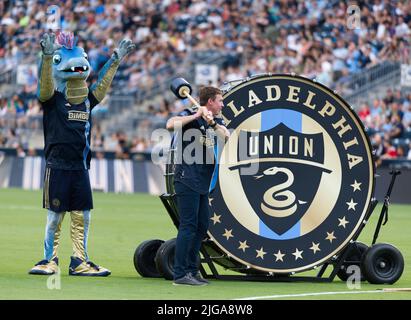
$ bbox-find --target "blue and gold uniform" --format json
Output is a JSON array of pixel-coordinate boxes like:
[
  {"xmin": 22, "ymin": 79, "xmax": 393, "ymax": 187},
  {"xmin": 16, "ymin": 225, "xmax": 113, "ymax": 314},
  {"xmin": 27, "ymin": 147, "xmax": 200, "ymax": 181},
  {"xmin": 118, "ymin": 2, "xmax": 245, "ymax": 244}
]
[
  {"xmin": 43, "ymin": 91, "xmax": 98, "ymax": 171},
  {"xmin": 42, "ymin": 91, "xmax": 98, "ymax": 213},
  {"xmin": 173, "ymin": 108, "xmax": 225, "ymax": 194},
  {"xmin": 29, "ymin": 32, "xmax": 135, "ymax": 276},
  {"xmin": 171, "ymin": 106, "xmax": 227, "ymax": 283}
]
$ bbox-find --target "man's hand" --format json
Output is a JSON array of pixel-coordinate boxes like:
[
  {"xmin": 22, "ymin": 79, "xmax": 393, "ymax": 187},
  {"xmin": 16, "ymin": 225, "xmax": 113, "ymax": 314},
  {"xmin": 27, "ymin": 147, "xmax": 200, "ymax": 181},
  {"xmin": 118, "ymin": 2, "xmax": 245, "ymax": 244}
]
[
  {"xmin": 195, "ymin": 106, "xmax": 215, "ymax": 125},
  {"xmin": 113, "ymin": 38, "xmax": 136, "ymax": 61},
  {"xmin": 194, "ymin": 106, "xmax": 208, "ymax": 119},
  {"xmin": 203, "ymin": 110, "xmax": 215, "ymax": 125},
  {"xmin": 40, "ymin": 33, "xmax": 62, "ymax": 55}
]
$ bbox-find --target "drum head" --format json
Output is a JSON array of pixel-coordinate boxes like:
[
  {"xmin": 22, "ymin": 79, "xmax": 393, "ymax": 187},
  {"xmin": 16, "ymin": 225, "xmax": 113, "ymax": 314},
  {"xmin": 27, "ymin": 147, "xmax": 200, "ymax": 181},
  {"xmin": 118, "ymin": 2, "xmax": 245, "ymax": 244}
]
[{"xmin": 207, "ymin": 74, "xmax": 375, "ymax": 274}]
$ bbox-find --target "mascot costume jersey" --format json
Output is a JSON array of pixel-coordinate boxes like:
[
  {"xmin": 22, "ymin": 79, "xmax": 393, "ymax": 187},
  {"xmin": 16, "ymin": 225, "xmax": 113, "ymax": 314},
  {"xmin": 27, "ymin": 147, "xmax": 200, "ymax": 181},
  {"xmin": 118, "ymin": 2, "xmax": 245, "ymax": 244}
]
[{"xmin": 29, "ymin": 32, "xmax": 135, "ymax": 276}]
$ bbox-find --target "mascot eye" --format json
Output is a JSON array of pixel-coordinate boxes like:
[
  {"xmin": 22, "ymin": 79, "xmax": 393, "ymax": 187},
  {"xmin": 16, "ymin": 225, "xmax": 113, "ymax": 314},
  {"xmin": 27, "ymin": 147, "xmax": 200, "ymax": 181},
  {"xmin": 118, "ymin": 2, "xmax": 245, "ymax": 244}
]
[
  {"xmin": 83, "ymin": 52, "xmax": 88, "ymax": 59},
  {"xmin": 52, "ymin": 54, "xmax": 61, "ymax": 64}
]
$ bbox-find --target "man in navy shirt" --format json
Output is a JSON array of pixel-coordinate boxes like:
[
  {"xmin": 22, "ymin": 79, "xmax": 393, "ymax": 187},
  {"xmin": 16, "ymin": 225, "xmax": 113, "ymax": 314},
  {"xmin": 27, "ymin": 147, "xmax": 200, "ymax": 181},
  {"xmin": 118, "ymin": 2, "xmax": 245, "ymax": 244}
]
[{"xmin": 166, "ymin": 86, "xmax": 230, "ymax": 286}]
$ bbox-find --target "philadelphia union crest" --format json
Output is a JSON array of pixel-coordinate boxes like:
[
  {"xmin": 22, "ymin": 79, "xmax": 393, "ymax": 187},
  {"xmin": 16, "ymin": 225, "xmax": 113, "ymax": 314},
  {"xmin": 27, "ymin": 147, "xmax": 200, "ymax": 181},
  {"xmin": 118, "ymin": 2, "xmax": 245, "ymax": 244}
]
[{"xmin": 208, "ymin": 75, "xmax": 374, "ymax": 273}]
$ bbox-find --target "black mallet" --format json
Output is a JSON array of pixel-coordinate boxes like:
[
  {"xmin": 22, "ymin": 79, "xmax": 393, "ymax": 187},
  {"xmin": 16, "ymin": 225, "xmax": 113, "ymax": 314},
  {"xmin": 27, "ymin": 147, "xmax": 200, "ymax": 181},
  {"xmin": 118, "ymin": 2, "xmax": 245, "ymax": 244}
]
[{"xmin": 170, "ymin": 77, "xmax": 200, "ymax": 110}]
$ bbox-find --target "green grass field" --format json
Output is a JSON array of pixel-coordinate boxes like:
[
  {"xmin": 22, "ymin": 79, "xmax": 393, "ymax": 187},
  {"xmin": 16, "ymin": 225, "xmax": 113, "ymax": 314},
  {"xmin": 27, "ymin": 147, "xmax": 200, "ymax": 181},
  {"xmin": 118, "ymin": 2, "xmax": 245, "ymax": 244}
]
[{"xmin": 0, "ymin": 188, "xmax": 410, "ymax": 300}]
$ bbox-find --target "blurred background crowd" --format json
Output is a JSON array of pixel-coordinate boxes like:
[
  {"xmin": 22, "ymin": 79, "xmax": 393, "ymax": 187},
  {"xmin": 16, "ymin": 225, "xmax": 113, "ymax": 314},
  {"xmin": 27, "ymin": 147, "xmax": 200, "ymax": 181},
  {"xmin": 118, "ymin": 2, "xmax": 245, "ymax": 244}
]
[{"xmin": 0, "ymin": 0, "xmax": 410, "ymax": 164}]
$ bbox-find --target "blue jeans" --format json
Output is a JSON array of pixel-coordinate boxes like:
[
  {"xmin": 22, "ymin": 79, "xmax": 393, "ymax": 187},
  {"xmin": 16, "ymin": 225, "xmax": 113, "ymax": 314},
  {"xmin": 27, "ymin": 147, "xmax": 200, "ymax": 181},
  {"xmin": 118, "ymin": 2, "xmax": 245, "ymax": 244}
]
[{"xmin": 173, "ymin": 181, "xmax": 210, "ymax": 280}]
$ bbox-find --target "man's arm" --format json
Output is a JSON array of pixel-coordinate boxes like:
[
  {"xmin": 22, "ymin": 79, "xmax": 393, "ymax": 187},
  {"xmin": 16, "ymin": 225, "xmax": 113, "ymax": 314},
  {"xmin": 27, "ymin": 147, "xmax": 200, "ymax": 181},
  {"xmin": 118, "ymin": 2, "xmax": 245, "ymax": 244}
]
[
  {"xmin": 211, "ymin": 121, "xmax": 230, "ymax": 142},
  {"xmin": 166, "ymin": 107, "xmax": 207, "ymax": 130},
  {"xmin": 203, "ymin": 110, "xmax": 230, "ymax": 142},
  {"xmin": 90, "ymin": 39, "xmax": 136, "ymax": 103}
]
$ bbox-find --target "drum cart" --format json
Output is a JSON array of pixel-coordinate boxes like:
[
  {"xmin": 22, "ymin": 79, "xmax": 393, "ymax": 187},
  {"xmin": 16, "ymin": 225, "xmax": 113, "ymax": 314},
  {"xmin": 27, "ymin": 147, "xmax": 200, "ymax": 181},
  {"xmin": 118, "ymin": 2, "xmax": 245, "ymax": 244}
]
[{"xmin": 134, "ymin": 75, "xmax": 404, "ymax": 284}]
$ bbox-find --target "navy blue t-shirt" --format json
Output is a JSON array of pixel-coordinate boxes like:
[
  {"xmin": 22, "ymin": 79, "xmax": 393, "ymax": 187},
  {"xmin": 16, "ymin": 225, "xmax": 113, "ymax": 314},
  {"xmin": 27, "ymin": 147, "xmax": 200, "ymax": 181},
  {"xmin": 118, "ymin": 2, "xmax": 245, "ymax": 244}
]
[
  {"xmin": 41, "ymin": 91, "xmax": 99, "ymax": 170},
  {"xmin": 173, "ymin": 108, "xmax": 226, "ymax": 194}
]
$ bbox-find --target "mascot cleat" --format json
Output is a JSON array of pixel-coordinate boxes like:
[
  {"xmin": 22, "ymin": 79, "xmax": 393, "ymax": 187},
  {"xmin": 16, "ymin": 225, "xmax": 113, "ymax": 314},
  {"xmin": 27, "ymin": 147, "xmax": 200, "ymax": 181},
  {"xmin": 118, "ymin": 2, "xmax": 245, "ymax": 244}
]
[
  {"xmin": 28, "ymin": 258, "xmax": 59, "ymax": 275},
  {"xmin": 68, "ymin": 256, "xmax": 111, "ymax": 277}
]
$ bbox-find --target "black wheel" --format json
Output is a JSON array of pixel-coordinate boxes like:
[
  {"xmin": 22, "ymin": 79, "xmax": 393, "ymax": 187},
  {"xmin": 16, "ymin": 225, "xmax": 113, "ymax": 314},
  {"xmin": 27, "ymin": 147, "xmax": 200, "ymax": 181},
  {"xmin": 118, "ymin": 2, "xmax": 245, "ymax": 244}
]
[
  {"xmin": 133, "ymin": 239, "xmax": 164, "ymax": 278},
  {"xmin": 362, "ymin": 243, "xmax": 404, "ymax": 284},
  {"xmin": 337, "ymin": 242, "xmax": 368, "ymax": 282},
  {"xmin": 155, "ymin": 238, "xmax": 176, "ymax": 280}
]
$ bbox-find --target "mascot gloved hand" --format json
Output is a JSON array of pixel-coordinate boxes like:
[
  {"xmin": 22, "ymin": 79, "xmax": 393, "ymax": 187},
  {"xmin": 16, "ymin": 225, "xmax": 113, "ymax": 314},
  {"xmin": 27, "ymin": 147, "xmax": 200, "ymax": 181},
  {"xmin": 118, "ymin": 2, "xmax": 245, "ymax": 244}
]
[
  {"xmin": 29, "ymin": 32, "xmax": 136, "ymax": 277},
  {"xmin": 113, "ymin": 38, "xmax": 136, "ymax": 61},
  {"xmin": 40, "ymin": 33, "xmax": 62, "ymax": 55}
]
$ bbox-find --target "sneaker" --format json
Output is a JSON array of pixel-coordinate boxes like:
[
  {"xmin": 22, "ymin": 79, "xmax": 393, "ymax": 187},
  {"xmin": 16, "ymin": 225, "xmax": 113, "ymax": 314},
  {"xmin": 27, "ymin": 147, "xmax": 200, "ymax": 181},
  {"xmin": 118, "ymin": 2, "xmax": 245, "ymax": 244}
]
[
  {"xmin": 173, "ymin": 273, "xmax": 208, "ymax": 286},
  {"xmin": 28, "ymin": 258, "xmax": 59, "ymax": 275},
  {"xmin": 68, "ymin": 256, "xmax": 111, "ymax": 277},
  {"xmin": 192, "ymin": 272, "xmax": 209, "ymax": 284}
]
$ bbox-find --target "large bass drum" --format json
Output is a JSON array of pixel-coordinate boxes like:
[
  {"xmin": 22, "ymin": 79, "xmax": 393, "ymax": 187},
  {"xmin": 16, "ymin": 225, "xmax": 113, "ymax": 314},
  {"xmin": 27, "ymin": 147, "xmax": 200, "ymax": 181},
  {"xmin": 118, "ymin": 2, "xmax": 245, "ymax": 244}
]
[{"xmin": 165, "ymin": 74, "xmax": 375, "ymax": 275}]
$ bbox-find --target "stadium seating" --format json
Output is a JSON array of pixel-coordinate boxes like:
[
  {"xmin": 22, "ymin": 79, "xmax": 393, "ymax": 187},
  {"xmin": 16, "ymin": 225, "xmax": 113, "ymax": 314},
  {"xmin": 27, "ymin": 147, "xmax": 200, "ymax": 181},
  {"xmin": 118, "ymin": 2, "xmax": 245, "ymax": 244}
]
[{"xmin": 0, "ymin": 0, "xmax": 410, "ymax": 164}]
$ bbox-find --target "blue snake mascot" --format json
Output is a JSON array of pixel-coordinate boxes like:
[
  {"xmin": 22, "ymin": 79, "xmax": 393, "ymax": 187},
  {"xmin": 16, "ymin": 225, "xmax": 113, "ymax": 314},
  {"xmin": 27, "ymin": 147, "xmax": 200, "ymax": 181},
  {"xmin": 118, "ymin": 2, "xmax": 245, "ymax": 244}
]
[{"xmin": 29, "ymin": 32, "xmax": 135, "ymax": 276}]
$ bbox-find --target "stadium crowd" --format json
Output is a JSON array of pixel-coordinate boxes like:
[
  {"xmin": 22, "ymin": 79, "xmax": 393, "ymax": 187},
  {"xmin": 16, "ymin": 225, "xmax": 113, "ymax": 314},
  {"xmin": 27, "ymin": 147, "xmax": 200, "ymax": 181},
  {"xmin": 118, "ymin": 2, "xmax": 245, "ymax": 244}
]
[{"xmin": 0, "ymin": 0, "xmax": 410, "ymax": 161}]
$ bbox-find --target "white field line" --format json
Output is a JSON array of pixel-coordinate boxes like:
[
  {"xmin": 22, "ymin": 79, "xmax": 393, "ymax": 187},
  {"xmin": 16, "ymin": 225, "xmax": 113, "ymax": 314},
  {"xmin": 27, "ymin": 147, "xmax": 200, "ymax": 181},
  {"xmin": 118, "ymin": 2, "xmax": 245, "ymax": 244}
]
[{"xmin": 235, "ymin": 289, "xmax": 388, "ymax": 300}]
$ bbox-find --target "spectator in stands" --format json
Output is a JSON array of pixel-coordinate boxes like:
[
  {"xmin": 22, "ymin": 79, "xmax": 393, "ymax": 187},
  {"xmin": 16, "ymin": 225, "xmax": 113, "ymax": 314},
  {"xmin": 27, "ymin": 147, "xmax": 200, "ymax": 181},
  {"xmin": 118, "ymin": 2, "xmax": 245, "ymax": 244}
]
[
  {"xmin": 91, "ymin": 125, "xmax": 105, "ymax": 149},
  {"xmin": 383, "ymin": 88, "xmax": 395, "ymax": 105},
  {"xmin": 389, "ymin": 113, "xmax": 405, "ymax": 139},
  {"xmin": 25, "ymin": 99, "xmax": 42, "ymax": 129},
  {"xmin": 0, "ymin": 97, "xmax": 7, "ymax": 127},
  {"xmin": 0, "ymin": 132, "xmax": 5, "ymax": 147},
  {"xmin": 396, "ymin": 145, "xmax": 406, "ymax": 158},
  {"xmin": 131, "ymin": 137, "xmax": 147, "ymax": 153},
  {"xmin": 4, "ymin": 128, "xmax": 19, "ymax": 148},
  {"xmin": 16, "ymin": 144, "xmax": 26, "ymax": 157},
  {"xmin": 27, "ymin": 148, "xmax": 37, "ymax": 157},
  {"xmin": 402, "ymin": 103, "xmax": 411, "ymax": 128},
  {"xmin": 0, "ymin": 0, "xmax": 410, "ymax": 154},
  {"xmin": 23, "ymin": 68, "xmax": 37, "ymax": 93},
  {"xmin": 381, "ymin": 140, "xmax": 398, "ymax": 159},
  {"xmin": 389, "ymin": 102, "xmax": 404, "ymax": 120},
  {"xmin": 358, "ymin": 103, "xmax": 371, "ymax": 122},
  {"xmin": 381, "ymin": 115, "xmax": 393, "ymax": 135},
  {"xmin": 369, "ymin": 98, "xmax": 384, "ymax": 129},
  {"xmin": 371, "ymin": 133, "xmax": 385, "ymax": 161},
  {"xmin": 12, "ymin": 95, "xmax": 25, "ymax": 114},
  {"xmin": 115, "ymin": 131, "xmax": 131, "ymax": 159},
  {"xmin": 105, "ymin": 132, "xmax": 119, "ymax": 151},
  {"xmin": 394, "ymin": 89, "xmax": 405, "ymax": 104}
]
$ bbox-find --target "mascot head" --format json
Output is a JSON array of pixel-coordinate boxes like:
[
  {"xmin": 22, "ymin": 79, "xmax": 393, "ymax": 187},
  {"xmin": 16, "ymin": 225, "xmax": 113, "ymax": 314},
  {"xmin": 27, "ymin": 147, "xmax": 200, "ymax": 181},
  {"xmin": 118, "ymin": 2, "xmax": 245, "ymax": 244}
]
[{"xmin": 51, "ymin": 32, "xmax": 91, "ymax": 83}]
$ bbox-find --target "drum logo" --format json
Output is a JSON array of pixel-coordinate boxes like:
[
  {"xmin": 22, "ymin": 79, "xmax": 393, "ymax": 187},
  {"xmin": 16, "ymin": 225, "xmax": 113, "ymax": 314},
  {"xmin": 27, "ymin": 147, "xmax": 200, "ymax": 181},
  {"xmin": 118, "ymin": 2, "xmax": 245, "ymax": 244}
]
[{"xmin": 208, "ymin": 75, "xmax": 374, "ymax": 273}]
